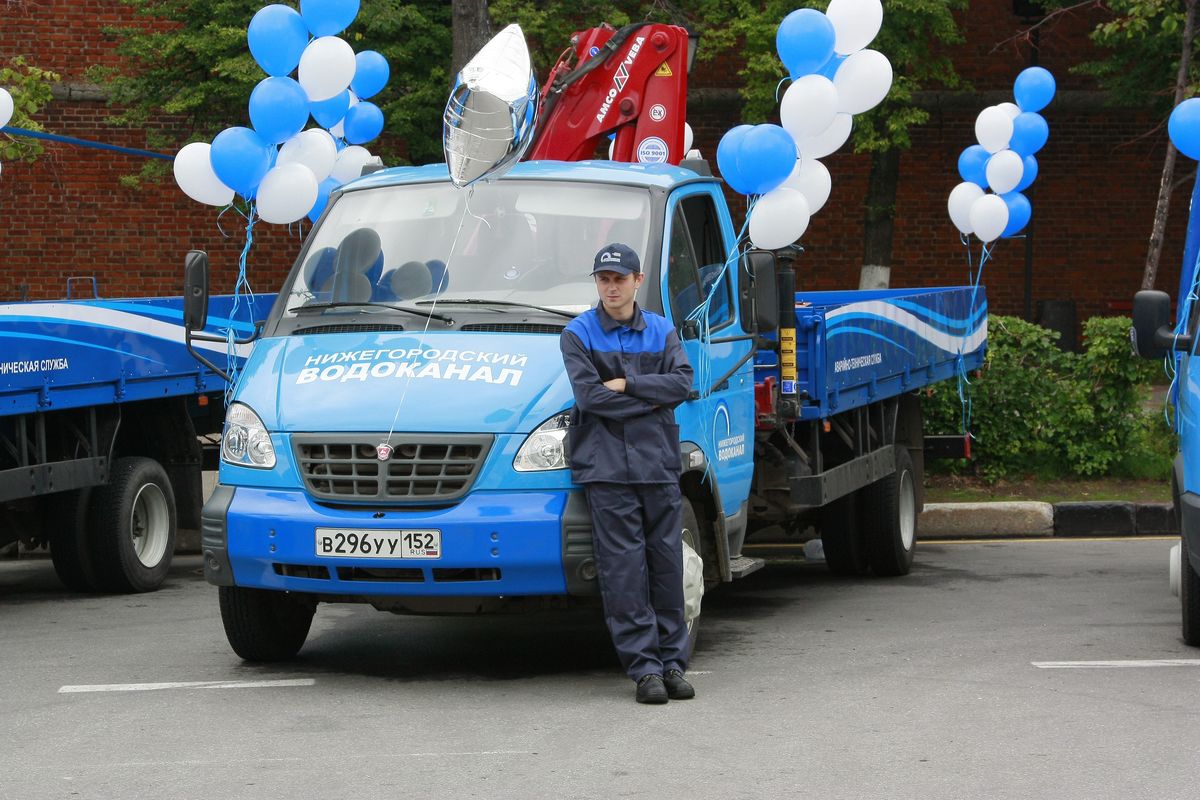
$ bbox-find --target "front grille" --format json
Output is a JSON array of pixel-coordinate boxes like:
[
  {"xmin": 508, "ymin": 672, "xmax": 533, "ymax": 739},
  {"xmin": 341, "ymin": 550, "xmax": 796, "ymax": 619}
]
[
  {"xmin": 273, "ymin": 563, "xmax": 331, "ymax": 580},
  {"xmin": 460, "ymin": 323, "xmax": 564, "ymax": 334},
  {"xmin": 294, "ymin": 433, "xmax": 493, "ymax": 504},
  {"xmin": 338, "ymin": 566, "xmax": 424, "ymax": 582}
]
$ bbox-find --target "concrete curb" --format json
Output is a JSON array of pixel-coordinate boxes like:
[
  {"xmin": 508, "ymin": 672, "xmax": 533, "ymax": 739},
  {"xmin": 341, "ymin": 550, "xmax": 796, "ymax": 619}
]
[{"xmin": 919, "ymin": 501, "xmax": 1176, "ymax": 539}]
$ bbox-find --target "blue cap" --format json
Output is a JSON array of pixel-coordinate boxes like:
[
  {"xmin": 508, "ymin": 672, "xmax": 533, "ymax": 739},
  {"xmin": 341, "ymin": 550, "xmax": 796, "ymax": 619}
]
[{"xmin": 591, "ymin": 242, "xmax": 641, "ymax": 276}]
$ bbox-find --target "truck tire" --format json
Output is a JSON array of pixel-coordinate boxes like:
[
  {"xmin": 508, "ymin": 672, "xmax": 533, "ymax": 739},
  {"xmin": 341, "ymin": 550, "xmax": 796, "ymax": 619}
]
[
  {"xmin": 89, "ymin": 457, "xmax": 177, "ymax": 593},
  {"xmin": 819, "ymin": 491, "xmax": 870, "ymax": 576},
  {"xmin": 862, "ymin": 447, "xmax": 917, "ymax": 577},
  {"xmin": 48, "ymin": 488, "xmax": 99, "ymax": 592},
  {"xmin": 219, "ymin": 586, "xmax": 315, "ymax": 662},
  {"xmin": 681, "ymin": 498, "xmax": 705, "ymax": 661},
  {"xmin": 1181, "ymin": 533, "xmax": 1200, "ymax": 647}
]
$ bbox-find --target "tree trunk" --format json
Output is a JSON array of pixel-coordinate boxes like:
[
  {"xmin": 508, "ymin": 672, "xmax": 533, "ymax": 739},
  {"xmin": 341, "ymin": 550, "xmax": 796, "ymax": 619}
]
[
  {"xmin": 1142, "ymin": 0, "xmax": 1198, "ymax": 290},
  {"xmin": 452, "ymin": 0, "xmax": 493, "ymax": 77},
  {"xmin": 859, "ymin": 148, "xmax": 901, "ymax": 289}
]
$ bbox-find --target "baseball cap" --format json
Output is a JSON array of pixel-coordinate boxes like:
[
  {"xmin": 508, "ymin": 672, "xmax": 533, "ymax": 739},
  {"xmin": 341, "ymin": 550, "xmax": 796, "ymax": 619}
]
[{"xmin": 591, "ymin": 243, "xmax": 641, "ymax": 276}]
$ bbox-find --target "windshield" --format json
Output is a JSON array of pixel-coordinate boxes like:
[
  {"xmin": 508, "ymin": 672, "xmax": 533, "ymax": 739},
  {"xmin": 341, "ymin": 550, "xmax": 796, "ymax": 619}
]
[{"xmin": 281, "ymin": 179, "xmax": 653, "ymax": 316}]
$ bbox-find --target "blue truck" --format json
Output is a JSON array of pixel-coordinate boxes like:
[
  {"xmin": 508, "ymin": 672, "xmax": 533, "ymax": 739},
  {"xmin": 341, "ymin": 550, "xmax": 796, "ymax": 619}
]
[
  {"xmin": 0, "ymin": 292, "xmax": 256, "ymax": 592},
  {"xmin": 185, "ymin": 159, "xmax": 987, "ymax": 660}
]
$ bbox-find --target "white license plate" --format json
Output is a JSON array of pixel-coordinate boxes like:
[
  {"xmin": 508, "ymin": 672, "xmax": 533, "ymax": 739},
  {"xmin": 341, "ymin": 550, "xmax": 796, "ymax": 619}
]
[{"xmin": 315, "ymin": 528, "xmax": 441, "ymax": 559}]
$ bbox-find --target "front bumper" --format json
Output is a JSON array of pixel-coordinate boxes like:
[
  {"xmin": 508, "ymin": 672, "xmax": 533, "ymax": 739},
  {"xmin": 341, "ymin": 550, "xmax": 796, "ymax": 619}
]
[{"xmin": 200, "ymin": 485, "xmax": 596, "ymax": 597}]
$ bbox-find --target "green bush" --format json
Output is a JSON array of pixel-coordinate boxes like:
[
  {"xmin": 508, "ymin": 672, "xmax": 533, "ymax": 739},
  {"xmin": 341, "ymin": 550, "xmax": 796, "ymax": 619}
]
[{"xmin": 924, "ymin": 314, "xmax": 1174, "ymax": 481}]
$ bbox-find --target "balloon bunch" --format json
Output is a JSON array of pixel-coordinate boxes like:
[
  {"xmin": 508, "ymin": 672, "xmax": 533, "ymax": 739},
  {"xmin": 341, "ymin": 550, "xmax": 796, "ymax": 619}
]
[
  {"xmin": 172, "ymin": 0, "xmax": 391, "ymax": 226},
  {"xmin": 716, "ymin": 0, "xmax": 893, "ymax": 251},
  {"xmin": 947, "ymin": 67, "xmax": 1055, "ymax": 244}
]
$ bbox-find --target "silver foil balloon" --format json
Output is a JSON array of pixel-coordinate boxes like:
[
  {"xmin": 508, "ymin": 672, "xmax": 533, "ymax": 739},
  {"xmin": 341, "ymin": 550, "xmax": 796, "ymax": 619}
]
[{"xmin": 443, "ymin": 24, "xmax": 539, "ymax": 188}]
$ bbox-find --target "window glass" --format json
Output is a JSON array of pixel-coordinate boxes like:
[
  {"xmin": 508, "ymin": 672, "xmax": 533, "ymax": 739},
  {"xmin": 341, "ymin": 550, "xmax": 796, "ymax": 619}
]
[
  {"xmin": 667, "ymin": 207, "xmax": 702, "ymax": 324},
  {"xmin": 679, "ymin": 194, "xmax": 731, "ymax": 327}
]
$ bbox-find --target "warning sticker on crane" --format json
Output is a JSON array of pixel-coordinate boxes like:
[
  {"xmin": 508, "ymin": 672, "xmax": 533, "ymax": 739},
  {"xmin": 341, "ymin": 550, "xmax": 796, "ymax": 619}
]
[{"xmin": 655, "ymin": 62, "xmax": 673, "ymax": 77}]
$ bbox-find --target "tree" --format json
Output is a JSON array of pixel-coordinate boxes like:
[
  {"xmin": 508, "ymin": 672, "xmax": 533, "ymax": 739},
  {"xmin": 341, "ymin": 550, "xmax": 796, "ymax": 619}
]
[
  {"xmin": 453, "ymin": 0, "xmax": 494, "ymax": 76},
  {"xmin": 0, "ymin": 57, "xmax": 61, "ymax": 163}
]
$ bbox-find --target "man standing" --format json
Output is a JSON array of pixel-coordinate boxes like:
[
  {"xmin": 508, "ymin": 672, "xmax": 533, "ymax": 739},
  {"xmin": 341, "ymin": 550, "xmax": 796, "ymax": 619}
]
[{"xmin": 560, "ymin": 242, "xmax": 696, "ymax": 705}]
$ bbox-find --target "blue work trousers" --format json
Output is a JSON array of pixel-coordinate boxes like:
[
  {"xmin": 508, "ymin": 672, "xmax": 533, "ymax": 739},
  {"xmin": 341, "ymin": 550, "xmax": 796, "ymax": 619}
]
[{"xmin": 585, "ymin": 482, "xmax": 688, "ymax": 681}]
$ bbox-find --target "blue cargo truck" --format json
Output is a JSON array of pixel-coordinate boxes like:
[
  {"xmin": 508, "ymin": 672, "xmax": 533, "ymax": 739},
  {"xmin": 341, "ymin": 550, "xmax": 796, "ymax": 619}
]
[
  {"xmin": 0, "ymin": 293, "xmax": 257, "ymax": 592},
  {"xmin": 185, "ymin": 160, "xmax": 987, "ymax": 660}
]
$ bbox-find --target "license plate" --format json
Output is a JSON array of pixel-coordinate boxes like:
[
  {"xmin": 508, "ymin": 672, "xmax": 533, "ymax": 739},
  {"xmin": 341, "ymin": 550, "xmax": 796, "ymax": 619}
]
[{"xmin": 315, "ymin": 528, "xmax": 441, "ymax": 559}]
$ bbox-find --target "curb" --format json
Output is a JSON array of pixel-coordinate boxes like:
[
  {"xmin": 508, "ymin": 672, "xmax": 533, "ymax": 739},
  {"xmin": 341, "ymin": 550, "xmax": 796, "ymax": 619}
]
[{"xmin": 919, "ymin": 501, "xmax": 1176, "ymax": 539}]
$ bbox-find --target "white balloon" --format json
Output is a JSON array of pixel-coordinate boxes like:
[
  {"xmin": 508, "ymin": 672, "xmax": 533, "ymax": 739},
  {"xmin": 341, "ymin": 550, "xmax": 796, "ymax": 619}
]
[
  {"xmin": 173, "ymin": 142, "xmax": 235, "ymax": 207},
  {"xmin": 947, "ymin": 181, "xmax": 984, "ymax": 235},
  {"xmin": 608, "ymin": 138, "xmax": 615, "ymax": 159},
  {"xmin": 298, "ymin": 37, "xmax": 357, "ymax": 102},
  {"xmin": 781, "ymin": 75, "xmax": 839, "ymax": 143},
  {"xmin": 330, "ymin": 145, "xmax": 372, "ymax": 183},
  {"xmin": 997, "ymin": 102, "xmax": 1022, "ymax": 120},
  {"xmin": 796, "ymin": 113, "xmax": 852, "ymax": 159},
  {"xmin": 683, "ymin": 122, "xmax": 694, "ymax": 154},
  {"xmin": 975, "ymin": 106, "xmax": 1014, "ymax": 154},
  {"xmin": 826, "ymin": 0, "xmax": 884, "ymax": 55},
  {"xmin": 783, "ymin": 158, "xmax": 831, "ymax": 214},
  {"xmin": 749, "ymin": 187, "xmax": 812, "ymax": 250},
  {"xmin": 0, "ymin": 88, "xmax": 13, "ymax": 129},
  {"xmin": 278, "ymin": 129, "xmax": 338, "ymax": 181},
  {"xmin": 256, "ymin": 163, "xmax": 319, "ymax": 224},
  {"xmin": 985, "ymin": 149, "xmax": 1024, "ymax": 194},
  {"xmin": 834, "ymin": 49, "xmax": 892, "ymax": 115},
  {"xmin": 969, "ymin": 193, "xmax": 1009, "ymax": 243}
]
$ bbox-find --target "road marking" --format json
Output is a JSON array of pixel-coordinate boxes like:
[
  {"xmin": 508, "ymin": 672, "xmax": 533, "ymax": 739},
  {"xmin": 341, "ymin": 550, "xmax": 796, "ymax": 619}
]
[
  {"xmin": 58, "ymin": 678, "xmax": 316, "ymax": 694},
  {"xmin": 1032, "ymin": 659, "xmax": 1200, "ymax": 669}
]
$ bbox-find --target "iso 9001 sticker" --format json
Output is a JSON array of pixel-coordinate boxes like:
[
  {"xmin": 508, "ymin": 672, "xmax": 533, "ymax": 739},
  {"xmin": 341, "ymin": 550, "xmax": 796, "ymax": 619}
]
[{"xmin": 315, "ymin": 528, "xmax": 441, "ymax": 559}]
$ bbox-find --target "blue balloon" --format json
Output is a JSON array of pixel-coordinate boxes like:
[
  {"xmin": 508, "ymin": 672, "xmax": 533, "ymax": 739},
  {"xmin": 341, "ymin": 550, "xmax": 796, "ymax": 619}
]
[
  {"xmin": 815, "ymin": 53, "xmax": 846, "ymax": 81},
  {"xmin": 343, "ymin": 102, "xmax": 384, "ymax": 144},
  {"xmin": 248, "ymin": 5, "xmax": 309, "ymax": 77},
  {"xmin": 1014, "ymin": 66, "xmax": 1055, "ymax": 112},
  {"xmin": 1010, "ymin": 112, "xmax": 1048, "ymax": 156},
  {"xmin": 311, "ymin": 90, "xmax": 350, "ymax": 129},
  {"xmin": 1015, "ymin": 154, "xmax": 1038, "ymax": 192},
  {"xmin": 248, "ymin": 77, "xmax": 310, "ymax": 145},
  {"xmin": 736, "ymin": 124, "xmax": 796, "ymax": 196},
  {"xmin": 1169, "ymin": 98, "xmax": 1200, "ymax": 161},
  {"xmin": 210, "ymin": 127, "xmax": 273, "ymax": 198},
  {"xmin": 300, "ymin": 0, "xmax": 360, "ymax": 37},
  {"xmin": 351, "ymin": 51, "xmax": 390, "ymax": 100},
  {"xmin": 1001, "ymin": 192, "xmax": 1032, "ymax": 238},
  {"xmin": 958, "ymin": 144, "xmax": 990, "ymax": 188},
  {"xmin": 776, "ymin": 9, "xmax": 836, "ymax": 79},
  {"xmin": 307, "ymin": 176, "xmax": 340, "ymax": 223},
  {"xmin": 717, "ymin": 124, "xmax": 755, "ymax": 195}
]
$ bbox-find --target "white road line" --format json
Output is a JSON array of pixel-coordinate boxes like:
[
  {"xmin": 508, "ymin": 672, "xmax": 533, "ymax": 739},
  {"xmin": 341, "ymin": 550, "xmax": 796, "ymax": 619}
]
[
  {"xmin": 58, "ymin": 678, "xmax": 316, "ymax": 694},
  {"xmin": 1032, "ymin": 659, "xmax": 1200, "ymax": 670}
]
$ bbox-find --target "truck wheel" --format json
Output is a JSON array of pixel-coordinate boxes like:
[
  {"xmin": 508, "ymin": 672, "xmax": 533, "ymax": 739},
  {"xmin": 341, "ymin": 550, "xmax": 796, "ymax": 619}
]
[
  {"xmin": 219, "ymin": 586, "xmax": 315, "ymax": 662},
  {"xmin": 89, "ymin": 457, "xmax": 177, "ymax": 593},
  {"xmin": 48, "ymin": 488, "xmax": 99, "ymax": 592},
  {"xmin": 1181, "ymin": 533, "xmax": 1200, "ymax": 646},
  {"xmin": 862, "ymin": 447, "xmax": 917, "ymax": 577},
  {"xmin": 681, "ymin": 499, "xmax": 705, "ymax": 660},
  {"xmin": 819, "ymin": 491, "xmax": 870, "ymax": 576}
]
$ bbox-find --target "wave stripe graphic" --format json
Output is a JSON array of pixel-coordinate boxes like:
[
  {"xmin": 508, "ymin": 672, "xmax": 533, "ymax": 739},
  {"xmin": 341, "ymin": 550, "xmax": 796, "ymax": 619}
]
[
  {"xmin": 825, "ymin": 326, "xmax": 914, "ymax": 354},
  {"xmin": 889, "ymin": 299, "xmax": 988, "ymax": 333},
  {"xmin": 825, "ymin": 300, "xmax": 987, "ymax": 354},
  {"xmin": 0, "ymin": 331, "xmax": 166, "ymax": 364}
]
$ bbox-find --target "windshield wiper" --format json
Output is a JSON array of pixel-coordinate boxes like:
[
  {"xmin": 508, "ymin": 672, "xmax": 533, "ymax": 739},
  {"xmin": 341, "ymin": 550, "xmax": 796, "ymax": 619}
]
[
  {"xmin": 416, "ymin": 299, "xmax": 578, "ymax": 320},
  {"xmin": 293, "ymin": 301, "xmax": 454, "ymax": 324}
]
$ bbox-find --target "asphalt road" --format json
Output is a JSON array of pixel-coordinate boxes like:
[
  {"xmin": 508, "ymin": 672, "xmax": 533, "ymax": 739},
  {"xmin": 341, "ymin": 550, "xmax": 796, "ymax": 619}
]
[{"xmin": 2, "ymin": 537, "xmax": 1198, "ymax": 800}]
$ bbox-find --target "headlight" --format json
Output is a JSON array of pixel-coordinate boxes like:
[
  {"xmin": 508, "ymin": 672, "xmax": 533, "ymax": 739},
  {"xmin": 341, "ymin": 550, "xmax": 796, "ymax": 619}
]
[
  {"xmin": 513, "ymin": 411, "xmax": 571, "ymax": 472},
  {"xmin": 222, "ymin": 402, "xmax": 276, "ymax": 469}
]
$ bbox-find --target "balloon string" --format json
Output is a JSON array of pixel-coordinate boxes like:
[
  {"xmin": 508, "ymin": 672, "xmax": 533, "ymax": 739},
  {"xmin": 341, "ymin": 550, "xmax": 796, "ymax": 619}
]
[
  {"xmin": 225, "ymin": 203, "xmax": 258, "ymax": 402},
  {"xmin": 775, "ymin": 77, "xmax": 791, "ymax": 103},
  {"xmin": 954, "ymin": 237, "xmax": 991, "ymax": 437}
]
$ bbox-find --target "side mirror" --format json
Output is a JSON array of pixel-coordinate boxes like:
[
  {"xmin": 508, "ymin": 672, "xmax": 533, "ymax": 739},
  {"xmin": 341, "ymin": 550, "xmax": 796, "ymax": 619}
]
[
  {"xmin": 739, "ymin": 250, "xmax": 778, "ymax": 334},
  {"xmin": 1132, "ymin": 289, "xmax": 1189, "ymax": 359},
  {"xmin": 184, "ymin": 250, "xmax": 210, "ymax": 332}
]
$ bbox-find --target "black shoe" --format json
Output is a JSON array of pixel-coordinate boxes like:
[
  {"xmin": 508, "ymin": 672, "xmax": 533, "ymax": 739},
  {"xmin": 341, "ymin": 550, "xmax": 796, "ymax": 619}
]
[
  {"xmin": 664, "ymin": 669, "xmax": 695, "ymax": 700},
  {"xmin": 635, "ymin": 674, "xmax": 668, "ymax": 704}
]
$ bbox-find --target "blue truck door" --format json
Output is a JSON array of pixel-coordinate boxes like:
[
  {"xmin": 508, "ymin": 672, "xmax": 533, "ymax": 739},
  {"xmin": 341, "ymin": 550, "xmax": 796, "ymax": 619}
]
[{"xmin": 659, "ymin": 187, "xmax": 756, "ymax": 517}]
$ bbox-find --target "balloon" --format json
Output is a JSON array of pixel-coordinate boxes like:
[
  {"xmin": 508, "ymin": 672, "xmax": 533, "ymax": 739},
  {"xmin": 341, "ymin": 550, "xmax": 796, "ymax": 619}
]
[
  {"xmin": 343, "ymin": 101, "xmax": 383, "ymax": 144},
  {"xmin": 257, "ymin": 163, "xmax": 320, "ymax": 224},
  {"xmin": 781, "ymin": 75, "xmax": 839, "ymax": 143},
  {"xmin": 1015, "ymin": 154, "xmax": 1038, "ymax": 192},
  {"xmin": 308, "ymin": 176, "xmax": 340, "ymax": 223},
  {"xmin": 969, "ymin": 194, "xmax": 1009, "ymax": 243},
  {"xmin": 825, "ymin": 0, "xmax": 884, "ymax": 55},
  {"xmin": 975, "ymin": 106, "xmax": 1013, "ymax": 154},
  {"xmin": 311, "ymin": 90, "xmax": 351, "ymax": 129},
  {"xmin": 749, "ymin": 187, "xmax": 812, "ymax": 249},
  {"xmin": 1014, "ymin": 66, "xmax": 1056, "ymax": 113},
  {"xmin": 278, "ymin": 128, "xmax": 337, "ymax": 181},
  {"xmin": 947, "ymin": 181, "xmax": 984, "ymax": 235},
  {"xmin": 248, "ymin": 77, "xmax": 310, "ymax": 145},
  {"xmin": 1010, "ymin": 111, "xmax": 1049, "ymax": 156},
  {"xmin": 736, "ymin": 124, "xmax": 796, "ymax": 196},
  {"xmin": 300, "ymin": 0, "xmax": 360, "ymax": 37},
  {"xmin": 815, "ymin": 53, "xmax": 846, "ymax": 80},
  {"xmin": 776, "ymin": 9, "xmax": 836, "ymax": 79},
  {"xmin": 834, "ymin": 49, "xmax": 892, "ymax": 114},
  {"xmin": 331, "ymin": 91, "xmax": 357, "ymax": 138},
  {"xmin": 248, "ymin": 5, "xmax": 309, "ymax": 77},
  {"xmin": 298, "ymin": 36, "xmax": 357, "ymax": 102},
  {"xmin": 997, "ymin": 102, "xmax": 1022, "ymax": 120},
  {"xmin": 173, "ymin": 142, "xmax": 235, "ymax": 207},
  {"xmin": 1001, "ymin": 191, "xmax": 1032, "ymax": 238},
  {"xmin": 717, "ymin": 124, "xmax": 755, "ymax": 194},
  {"xmin": 782, "ymin": 158, "xmax": 831, "ymax": 214},
  {"xmin": 209, "ymin": 126, "xmax": 273, "ymax": 198},
  {"xmin": 330, "ymin": 144, "xmax": 372, "ymax": 183},
  {"xmin": 957, "ymin": 144, "xmax": 990, "ymax": 188},
  {"xmin": 985, "ymin": 149, "xmax": 1024, "ymax": 194},
  {"xmin": 0, "ymin": 87, "xmax": 13, "ymax": 129},
  {"xmin": 351, "ymin": 51, "xmax": 389, "ymax": 100},
  {"xmin": 796, "ymin": 112, "xmax": 851, "ymax": 159},
  {"xmin": 683, "ymin": 122, "xmax": 694, "ymax": 154},
  {"xmin": 1170, "ymin": 98, "xmax": 1200, "ymax": 160}
]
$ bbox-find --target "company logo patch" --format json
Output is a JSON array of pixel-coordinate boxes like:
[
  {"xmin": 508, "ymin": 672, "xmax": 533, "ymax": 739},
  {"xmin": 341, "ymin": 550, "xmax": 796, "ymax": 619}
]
[
  {"xmin": 376, "ymin": 443, "xmax": 393, "ymax": 461},
  {"xmin": 637, "ymin": 136, "xmax": 668, "ymax": 164},
  {"xmin": 599, "ymin": 251, "xmax": 622, "ymax": 264}
]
